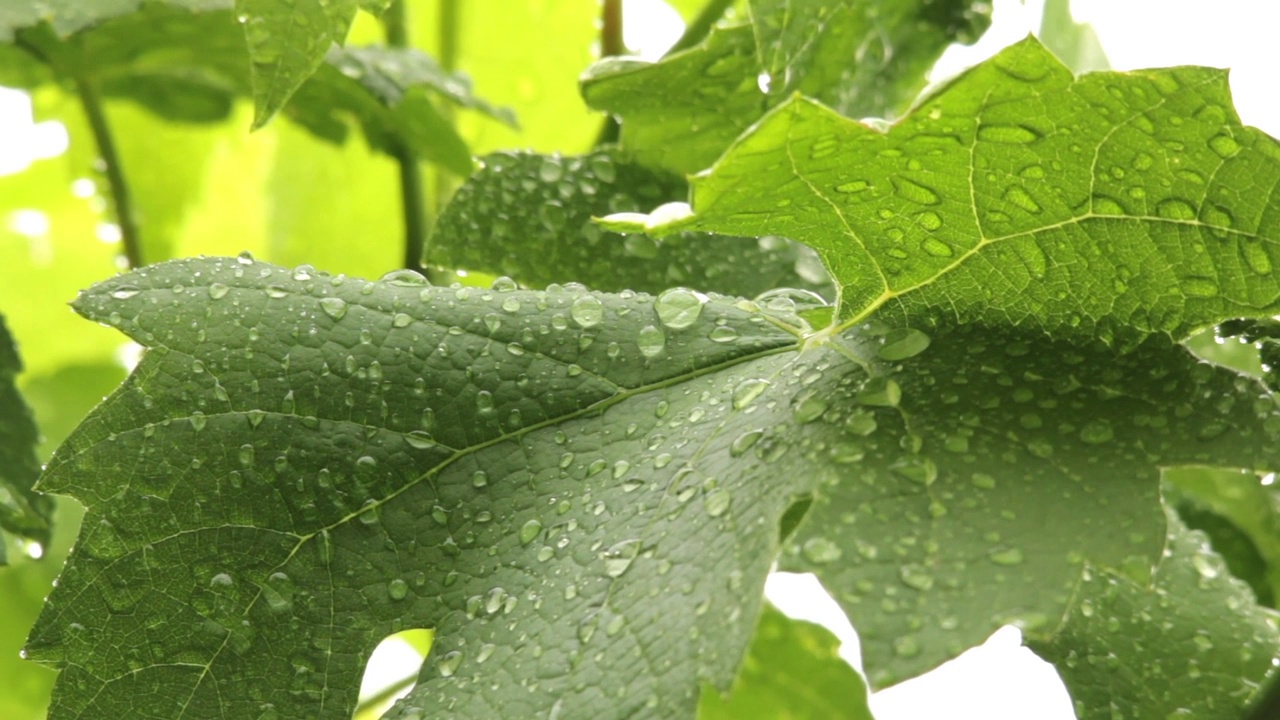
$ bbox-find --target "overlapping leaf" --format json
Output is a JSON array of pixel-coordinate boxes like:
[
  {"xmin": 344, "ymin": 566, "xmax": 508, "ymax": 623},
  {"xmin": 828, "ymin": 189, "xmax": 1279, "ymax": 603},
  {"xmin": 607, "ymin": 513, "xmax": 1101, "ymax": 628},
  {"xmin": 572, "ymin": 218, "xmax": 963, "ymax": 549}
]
[
  {"xmin": 622, "ymin": 38, "xmax": 1280, "ymax": 344},
  {"xmin": 581, "ymin": 0, "xmax": 991, "ymax": 174},
  {"xmin": 430, "ymin": 149, "xmax": 832, "ymax": 297},
  {"xmin": 778, "ymin": 323, "xmax": 1280, "ymax": 688},
  {"xmin": 1028, "ymin": 513, "xmax": 1280, "ymax": 719},
  {"xmin": 0, "ymin": 314, "xmax": 51, "ymax": 565}
]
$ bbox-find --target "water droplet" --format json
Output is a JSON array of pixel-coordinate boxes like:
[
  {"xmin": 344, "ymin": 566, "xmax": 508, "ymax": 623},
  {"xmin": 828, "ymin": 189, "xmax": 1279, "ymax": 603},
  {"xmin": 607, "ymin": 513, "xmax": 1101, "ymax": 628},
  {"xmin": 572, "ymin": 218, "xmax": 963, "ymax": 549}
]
[
  {"xmin": 792, "ymin": 392, "xmax": 828, "ymax": 423},
  {"xmin": 319, "ymin": 297, "xmax": 347, "ymax": 320},
  {"xmin": 654, "ymin": 288, "xmax": 705, "ymax": 329},
  {"xmin": 405, "ymin": 430, "xmax": 435, "ymax": 449},
  {"xmin": 709, "ymin": 326, "xmax": 739, "ymax": 343},
  {"xmin": 190, "ymin": 413, "xmax": 207, "ymax": 432},
  {"xmin": 588, "ymin": 154, "xmax": 616, "ymax": 183},
  {"xmin": 971, "ymin": 473, "xmax": 997, "ymax": 489},
  {"xmin": 519, "ymin": 519, "xmax": 542, "ymax": 546},
  {"xmin": 603, "ymin": 539, "xmax": 641, "ymax": 577},
  {"xmin": 891, "ymin": 177, "xmax": 941, "ymax": 205},
  {"xmin": 110, "ymin": 286, "xmax": 142, "ymax": 300},
  {"xmin": 1182, "ymin": 277, "xmax": 1220, "ymax": 298},
  {"xmin": 538, "ymin": 157, "xmax": 564, "ymax": 183},
  {"xmin": 801, "ymin": 537, "xmax": 842, "ymax": 564},
  {"xmin": 893, "ymin": 635, "xmax": 922, "ymax": 658},
  {"xmin": 1091, "ymin": 195, "xmax": 1125, "ymax": 215},
  {"xmin": 878, "ymin": 328, "xmax": 931, "ymax": 361},
  {"xmin": 732, "ymin": 379, "xmax": 769, "ymax": 409},
  {"xmin": 835, "ymin": 179, "xmax": 870, "ymax": 194},
  {"xmin": 1208, "ymin": 133, "xmax": 1241, "ymax": 158},
  {"xmin": 899, "ymin": 564, "xmax": 934, "ymax": 591},
  {"xmin": 393, "ymin": 312, "xmax": 412, "ymax": 328},
  {"xmin": 1156, "ymin": 199, "xmax": 1196, "ymax": 220},
  {"xmin": 570, "ymin": 295, "xmax": 604, "ymax": 328},
  {"xmin": 238, "ymin": 444, "xmax": 255, "ymax": 467},
  {"xmin": 436, "ymin": 650, "xmax": 462, "ymax": 677},
  {"xmin": 704, "ymin": 489, "xmax": 731, "ymax": 517},
  {"xmin": 476, "ymin": 390, "xmax": 495, "ymax": 415},
  {"xmin": 988, "ymin": 547, "xmax": 1024, "ymax": 565},
  {"xmin": 916, "ymin": 212, "xmax": 945, "ymax": 233},
  {"xmin": 208, "ymin": 283, "xmax": 230, "ymax": 299},
  {"xmin": 730, "ymin": 430, "xmax": 763, "ymax": 456},
  {"xmin": 380, "ymin": 268, "xmax": 428, "ymax": 286},
  {"xmin": 1242, "ymin": 241, "xmax": 1273, "ymax": 275},
  {"xmin": 637, "ymin": 325, "xmax": 665, "ymax": 357},
  {"xmin": 977, "ymin": 124, "xmax": 1041, "ymax": 144},
  {"xmin": 388, "ymin": 578, "xmax": 409, "ymax": 600},
  {"xmin": 1078, "ymin": 420, "xmax": 1114, "ymax": 445},
  {"xmin": 1003, "ymin": 187, "xmax": 1042, "ymax": 214}
]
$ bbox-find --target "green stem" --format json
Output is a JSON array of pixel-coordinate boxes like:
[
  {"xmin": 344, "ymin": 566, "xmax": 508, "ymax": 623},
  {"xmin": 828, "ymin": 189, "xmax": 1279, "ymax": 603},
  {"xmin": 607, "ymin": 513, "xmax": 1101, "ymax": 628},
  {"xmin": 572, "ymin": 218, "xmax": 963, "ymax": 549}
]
[
  {"xmin": 593, "ymin": 0, "xmax": 626, "ymax": 146},
  {"xmin": 667, "ymin": 0, "xmax": 735, "ymax": 55},
  {"xmin": 383, "ymin": 0, "xmax": 429, "ymax": 271},
  {"xmin": 430, "ymin": 0, "xmax": 460, "ymax": 219},
  {"xmin": 76, "ymin": 75, "xmax": 144, "ymax": 269}
]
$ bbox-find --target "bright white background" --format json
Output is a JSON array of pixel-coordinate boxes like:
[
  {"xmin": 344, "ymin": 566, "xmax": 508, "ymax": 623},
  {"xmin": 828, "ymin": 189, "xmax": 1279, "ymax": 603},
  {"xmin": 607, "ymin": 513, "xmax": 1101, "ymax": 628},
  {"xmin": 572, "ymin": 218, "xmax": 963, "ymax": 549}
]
[{"xmin": 3, "ymin": 1, "xmax": 1278, "ymax": 717}]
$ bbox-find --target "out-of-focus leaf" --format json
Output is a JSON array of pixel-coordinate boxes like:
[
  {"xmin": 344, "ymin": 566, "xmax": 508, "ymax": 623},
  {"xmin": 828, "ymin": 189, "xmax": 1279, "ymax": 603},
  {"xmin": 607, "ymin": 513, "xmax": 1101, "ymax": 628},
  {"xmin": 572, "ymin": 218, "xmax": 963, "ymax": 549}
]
[
  {"xmin": 582, "ymin": 0, "xmax": 991, "ymax": 174},
  {"xmin": 1028, "ymin": 512, "xmax": 1280, "ymax": 720},
  {"xmin": 0, "ymin": 0, "xmax": 226, "ymax": 40},
  {"xmin": 0, "ymin": 314, "xmax": 51, "ymax": 563},
  {"xmin": 431, "ymin": 149, "xmax": 832, "ymax": 297},
  {"xmin": 748, "ymin": 0, "xmax": 991, "ymax": 117},
  {"xmin": 1037, "ymin": 0, "xmax": 1108, "ymax": 74},
  {"xmin": 1167, "ymin": 466, "xmax": 1280, "ymax": 606},
  {"xmin": 412, "ymin": 0, "xmax": 600, "ymax": 154},
  {"xmin": 697, "ymin": 604, "xmax": 874, "ymax": 720}
]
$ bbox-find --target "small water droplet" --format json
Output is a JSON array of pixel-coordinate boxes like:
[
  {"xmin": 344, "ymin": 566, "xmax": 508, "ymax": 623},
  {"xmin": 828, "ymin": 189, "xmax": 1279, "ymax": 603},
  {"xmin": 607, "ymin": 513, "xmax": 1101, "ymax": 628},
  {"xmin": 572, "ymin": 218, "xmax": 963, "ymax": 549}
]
[
  {"xmin": 1208, "ymin": 133, "xmax": 1241, "ymax": 158},
  {"xmin": 801, "ymin": 537, "xmax": 843, "ymax": 564},
  {"xmin": 603, "ymin": 539, "xmax": 642, "ymax": 577},
  {"xmin": 476, "ymin": 391, "xmax": 495, "ymax": 415},
  {"xmin": 319, "ymin": 297, "xmax": 347, "ymax": 320},
  {"xmin": 891, "ymin": 177, "xmax": 941, "ymax": 205},
  {"xmin": 637, "ymin": 325, "xmax": 665, "ymax": 357},
  {"xmin": 208, "ymin": 283, "xmax": 230, "ymax": 299},
  {"xmin": 654, "ymin": 288, "xmax": 705, "ymax": 329},
  {"xmin": 110, "ymin": 286, "xmax": 141, "ymax": 300},
  {"xmin": 988, "ymin": 547, "xmax": 1024, "ymax": 565},
  {"xmin": 519, "ymin": 519, "xmax": 542, "ymax": 546},
  {"xmin": 704, "ymin": 489, "xmax": 732, "ymax": 517},
  {"xmin": 732, "ymin": 379, "xmax": 769, "ymax": 409},
  {"xmin": 388, "ymin": 578, "xmax": 409, "ymax": 600},
  {"xmin": 436, "ymin": 650, "xmax": 462, "ymax": 677},
  {"xmin": 977, "ymin": 123, "xmax": 1041, "ymax": 144}
]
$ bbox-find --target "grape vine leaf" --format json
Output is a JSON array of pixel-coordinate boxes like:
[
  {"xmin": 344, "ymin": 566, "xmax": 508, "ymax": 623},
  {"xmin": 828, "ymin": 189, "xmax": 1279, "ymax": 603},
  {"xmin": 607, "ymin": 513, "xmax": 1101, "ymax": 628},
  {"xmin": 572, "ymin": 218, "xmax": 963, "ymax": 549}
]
[
  {"xmin": 430, "ymin": 149, "xmax": 832, "ymax": 297},
  {"xmin": 1028, "ymin": 512, "xmax": 1280, "ymax": 720},
  {"xmin": 580, "ymin": 0, "xmax": 991, "ymax": 174},
  {"xmin": 776, "ymin": 322, "xmax": 1280, "ymax": 690},
  {"xmin": 696, "ymin": 604, "xmax": 873, "ymax": 720},
  {"xmin": 0, "ymin": 313, "xmax": 52, "ymax": 565},
  {"xmin": 27, "ymin": 256, "xmax": 1280, "ymax": 718},
  {"xmin": 618, "ymin": 37, "xmax": 1280, "ymax": 344},
  {"xmin": 0, "ymin": 0, "xmax": 224, "ymax": 40}
]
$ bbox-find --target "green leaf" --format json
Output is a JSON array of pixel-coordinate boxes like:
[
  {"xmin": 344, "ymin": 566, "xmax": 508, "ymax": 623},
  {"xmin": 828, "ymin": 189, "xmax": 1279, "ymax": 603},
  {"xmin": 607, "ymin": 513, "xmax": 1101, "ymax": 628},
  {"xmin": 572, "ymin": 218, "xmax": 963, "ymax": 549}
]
[
  {"xmin": 582, "ymin": 24, "xmax": 764, "ymax": 175},
  {"xmin": 748, "ymin": 0, "xmax": 991, "ymax": 117},
  {"xmin": 777, "ymin": 324, "xmax": 1280, "ymax": 686},
  {"xmin": 581, "ymin": 0, "xmax": 991, "ymax": 174},
  {"xmin": 236, "ymin": 0, "xmax": 357, "ymax": 128},
  {"xmin": 431, "ymin": 149, "xmax": 832, "ymax": 297},
  {"xmin": 0, "ymin": 314, "xmax": 52, "ymax": 564},
  {"xmin": 1028, "ymin": 512, "xmax": 1280, "ymax": 720},
  {"xmin": 28, "ymin": 256, "xmax": 803, "ymax": 719},
  {"xmin": 29, "ymin": 258, "xmax": 1280, "ymax": 716},
  {"xmin": 642, "ymin": 37, "xmax": 1280, "ymax": 344},
  {"xmin": 697, "ymin": 604, "xmax": 874, "ymax": 720},
  {"xmin": 0, "ymin": 0, "xmax": 226, "ymax": 40}
]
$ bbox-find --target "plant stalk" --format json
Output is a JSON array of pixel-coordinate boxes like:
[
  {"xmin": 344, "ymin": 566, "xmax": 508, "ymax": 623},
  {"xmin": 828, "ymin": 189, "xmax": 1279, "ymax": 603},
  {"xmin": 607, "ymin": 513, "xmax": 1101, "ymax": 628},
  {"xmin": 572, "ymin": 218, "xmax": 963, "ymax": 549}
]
[
  {"xmin": 593, "ymin": 0, "xmax": 626, "ymax": 146},
  {"xmin": 75, "ymin": 75, "xmax": 144, "ymax": 269},
  {"xmin": 428, "ymin": 0, "xmax": 461, "ymax": 233},
  {"xmin": 383, "ymin": 0, "xmax": 430, "ymax": 271}
]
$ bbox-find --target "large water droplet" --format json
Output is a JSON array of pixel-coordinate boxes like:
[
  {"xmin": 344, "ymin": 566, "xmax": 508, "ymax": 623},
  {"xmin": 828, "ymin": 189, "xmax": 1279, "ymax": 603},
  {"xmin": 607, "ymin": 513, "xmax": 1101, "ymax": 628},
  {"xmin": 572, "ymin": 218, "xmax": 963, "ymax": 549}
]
[
  {"xmin": 603, "ymin": 539, "xmax": 642, "ymax": 578},
  {"xmin": 704, "ymin": 489, "xmax": 732, "ymax": 518},
  {"xmin": 654, "ymin": 288, "xmax": 705, "ymax": 329},
  {"xmin": 637, "ymin": 325, "xmax": 665, "ymax": 357},
  {"xmin": 891, "ymin": 177, "xmax": 941, "ymax": 205},
  {"xmin": 436, "ymin": 650, "xmax": 463, "ymax": 677},
  {"xmin": 801, "ymin": 537, "xmax": 843, "ymax": 564},
  {"xmin": 519, "ymin": 519, "xmax": 543, "ymax": 546},
  {"xmin": 732, "ymin": 379, "xmax": 770, "ymax": 409},
  {"xmin": 570, "ymin": 295, "xmax": 604, "ymax": 328},
  {"xmin": 208, "ymin": 283, "xmax": 230, "ymax": 300},
  {"xmin": 388, "ymin": 578, "xmax": 409, "ymax": 600}
]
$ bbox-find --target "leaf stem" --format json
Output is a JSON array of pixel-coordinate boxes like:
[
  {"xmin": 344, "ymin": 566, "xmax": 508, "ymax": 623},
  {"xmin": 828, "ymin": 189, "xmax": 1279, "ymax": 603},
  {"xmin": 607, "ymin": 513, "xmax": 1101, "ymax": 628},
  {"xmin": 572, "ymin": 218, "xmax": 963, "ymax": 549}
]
[
  {"xmin": 667, "ymin": 0, "xmax": 736, "ymax": 56},
  {"xmin": 593, "ymin": 0, "xmax": 626, "ymax": 145},
  {"xmin": 422, "ymin": 0, "xmax": 461, "ymax": 277},
  {"xmin": 75, "ymin": 75, "xmax": 143, "ymax": 269},
  {"xmin": 383, "ymin": 0, "xmax": 430, "ymax": 271}
]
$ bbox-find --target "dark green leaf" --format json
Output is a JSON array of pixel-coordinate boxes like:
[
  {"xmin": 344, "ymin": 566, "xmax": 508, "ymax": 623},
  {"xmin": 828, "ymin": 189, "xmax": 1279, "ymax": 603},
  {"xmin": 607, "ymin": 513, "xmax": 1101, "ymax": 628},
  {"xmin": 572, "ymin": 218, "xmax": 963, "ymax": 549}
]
[
  {"xmin": 778, "ymin": 324, "xmax": 1280, "ymax": 686},
  {"xmin": 0, "ymin": 314, "xmax": 52, "ymax": 564},
  {"xmin": 628, "ymin": 38, "xmax": 1280, "ymax": 344},
  {"xmin": 1028, "ymin": 512, "xmax": 1280, "ymax": 720},
  {"xmin": 29, "ymin": 258, "xmax": 1280, "ymax": 717},
  {"xmin": 697, "ymin": 604, "xmax": 874, "ymax": 720},
  {"xmin": 0, "ymin": 0, "xmax": 226, "ymax": 40},
  {"xmin": 431, "ymin": 149, "xmax": 832, "ymax": 297}
]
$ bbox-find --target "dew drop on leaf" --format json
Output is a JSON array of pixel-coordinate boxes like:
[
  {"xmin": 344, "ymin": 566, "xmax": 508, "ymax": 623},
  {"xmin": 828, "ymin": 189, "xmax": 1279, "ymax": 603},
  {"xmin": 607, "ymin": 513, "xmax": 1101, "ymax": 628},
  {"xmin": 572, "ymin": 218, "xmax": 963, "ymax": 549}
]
[
  {"xmin": 387, "ymin": 578, "xmax": 409, "ymax": 600},
  {"xmin": 570, "ymin": 295, "xmax": 604, "ymax": 328},
  {"xmin": 877, "ymin": 328, "xmax": 931, "ymax": 361},
  {"xmin": 519, "ymin": 519, "xmax": 543, "ymax": 546},
  {"xmin": 732, "ymin": 379, "xmax": 769, "ymax": 409},
  {"xmin": 801, "ymin": 537, "xmax": 843, "ymax": 564},
  {"xmin": 208, "ymin": 283, "xmax": 230, "ymax": 299},
  {"xmin": 704, "ymin": 488, "xmax": 732, "ymax": 517},
  {"xmin": 654, "ymin": 288, "xmax": 705, "ymax": 329},
  {"xmin": 637, "ymin": 325, "xmax": 665, "ymax": 357},
  {"xmin": 318, "ymin": 297, "xmax": 347, "ymax": 320}
]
